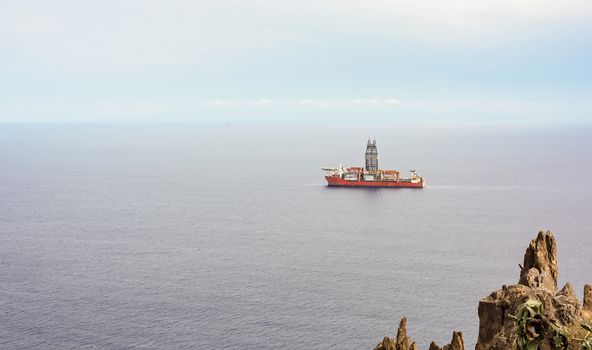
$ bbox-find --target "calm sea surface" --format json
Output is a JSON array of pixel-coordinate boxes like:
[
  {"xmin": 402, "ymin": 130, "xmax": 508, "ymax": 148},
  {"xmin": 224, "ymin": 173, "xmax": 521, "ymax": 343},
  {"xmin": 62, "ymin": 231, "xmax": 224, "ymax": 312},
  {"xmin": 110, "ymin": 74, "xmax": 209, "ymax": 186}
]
[{"xmin": 1, "ymin": 124, "xmax": 591, "ymax": 349}]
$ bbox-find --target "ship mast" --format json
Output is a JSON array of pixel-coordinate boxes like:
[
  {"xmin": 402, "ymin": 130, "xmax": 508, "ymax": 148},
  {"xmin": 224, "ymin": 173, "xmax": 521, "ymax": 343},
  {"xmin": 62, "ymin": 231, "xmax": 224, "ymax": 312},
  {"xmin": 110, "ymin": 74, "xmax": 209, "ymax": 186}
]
[{"xmin": 365, "ymin": 138, "xmax": 378, "ymax": 172}]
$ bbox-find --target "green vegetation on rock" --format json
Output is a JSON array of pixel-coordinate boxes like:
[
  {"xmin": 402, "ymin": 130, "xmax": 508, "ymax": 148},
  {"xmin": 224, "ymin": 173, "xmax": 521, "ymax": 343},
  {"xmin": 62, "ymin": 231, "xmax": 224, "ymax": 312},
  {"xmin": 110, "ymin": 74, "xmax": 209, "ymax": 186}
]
[{"xmin": 510, "ymin": 299, "xmax": 592, "ymax": 350}]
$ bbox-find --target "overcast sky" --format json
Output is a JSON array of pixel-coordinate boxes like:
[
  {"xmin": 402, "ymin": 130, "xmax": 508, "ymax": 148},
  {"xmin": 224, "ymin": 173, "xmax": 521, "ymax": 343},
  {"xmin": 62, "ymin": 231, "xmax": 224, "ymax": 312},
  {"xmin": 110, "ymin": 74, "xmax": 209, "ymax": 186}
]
[{"xmin": 1, "ymin": 0, "xmax": 591, "ymax": 124}]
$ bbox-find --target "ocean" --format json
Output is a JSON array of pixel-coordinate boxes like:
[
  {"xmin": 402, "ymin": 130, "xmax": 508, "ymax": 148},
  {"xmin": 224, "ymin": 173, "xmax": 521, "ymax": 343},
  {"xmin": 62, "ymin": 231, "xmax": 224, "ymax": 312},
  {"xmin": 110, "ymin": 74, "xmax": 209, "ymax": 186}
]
[{"xmin": 1, "ymin": 123, "xmax": 591, "ymax": 349}]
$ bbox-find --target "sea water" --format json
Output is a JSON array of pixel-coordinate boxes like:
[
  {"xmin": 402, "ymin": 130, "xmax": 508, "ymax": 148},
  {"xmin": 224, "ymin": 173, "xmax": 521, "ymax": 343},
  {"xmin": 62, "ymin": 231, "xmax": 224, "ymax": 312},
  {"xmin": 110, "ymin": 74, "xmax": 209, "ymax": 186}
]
[{"xmin": 1, "ymin": 123, "xmax": 591, "ymax": 349}]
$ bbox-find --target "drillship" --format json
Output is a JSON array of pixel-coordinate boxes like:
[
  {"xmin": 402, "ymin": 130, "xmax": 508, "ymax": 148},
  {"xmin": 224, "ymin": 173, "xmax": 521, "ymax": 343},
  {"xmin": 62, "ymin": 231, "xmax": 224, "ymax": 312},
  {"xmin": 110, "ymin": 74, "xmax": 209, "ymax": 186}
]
[{"xmin": 322, "ymin": 139, "xmax": 425, "ymax": 188}]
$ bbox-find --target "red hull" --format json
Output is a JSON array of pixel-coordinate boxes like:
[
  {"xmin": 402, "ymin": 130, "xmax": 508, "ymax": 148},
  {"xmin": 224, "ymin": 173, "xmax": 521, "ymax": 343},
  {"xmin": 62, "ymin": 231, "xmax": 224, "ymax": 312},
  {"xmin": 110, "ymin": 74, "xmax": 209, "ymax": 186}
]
[{"xmin": 325, "ymin": 176, "xmax": 424, "ymax": 188}]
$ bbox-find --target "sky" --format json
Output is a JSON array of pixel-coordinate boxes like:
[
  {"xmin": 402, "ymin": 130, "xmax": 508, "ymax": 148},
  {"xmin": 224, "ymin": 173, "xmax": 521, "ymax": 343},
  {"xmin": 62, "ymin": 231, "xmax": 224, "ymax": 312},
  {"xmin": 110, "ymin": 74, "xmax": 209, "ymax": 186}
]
[{"xmin": 1, "ymin": 0, "xmax": 591, "ymax": 124}]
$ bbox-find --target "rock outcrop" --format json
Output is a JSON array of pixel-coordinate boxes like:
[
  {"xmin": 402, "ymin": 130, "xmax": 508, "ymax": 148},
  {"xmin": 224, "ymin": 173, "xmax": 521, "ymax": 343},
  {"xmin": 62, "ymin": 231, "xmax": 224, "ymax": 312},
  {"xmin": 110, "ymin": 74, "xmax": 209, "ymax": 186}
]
[
  {"xmin": 475, "ymin": 231, "xmax": 586, "ymax": 350},
  {"xmin": 428, "ymin": 332, "xmax": 464, "ymax": 350},
  {"xmin": 373, "ymin": 318, "xmax": 410, "ymax": 350},
  {"xmin": 372, "ymin": 230, "xmax": 590, "ymax": 350},
  {"xmin": 373, "ymin": 318, "xmax": 464, "ymax": 350},
  {"xmin": 518, "ymin": 231, "xmax": 558, "ymax": 293}
]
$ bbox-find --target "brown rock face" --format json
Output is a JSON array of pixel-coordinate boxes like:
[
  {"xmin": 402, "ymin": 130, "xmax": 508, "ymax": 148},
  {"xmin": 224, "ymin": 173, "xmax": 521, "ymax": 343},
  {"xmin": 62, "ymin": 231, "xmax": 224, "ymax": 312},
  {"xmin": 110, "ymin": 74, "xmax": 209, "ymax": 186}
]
[
  {"xmin": 583, "ymin": 284, "xmax": 592, "ymax": 320},
  {"xmin": 476, "ymin": 284, "xmax": 530, "ymax": 348},
  {"xmin": 518, "ymin": 231, "xmax": 558, "ymax": 293},
  {"xmin": 584, "ymin": 284, "xmax": 592, "ymax": 312}
]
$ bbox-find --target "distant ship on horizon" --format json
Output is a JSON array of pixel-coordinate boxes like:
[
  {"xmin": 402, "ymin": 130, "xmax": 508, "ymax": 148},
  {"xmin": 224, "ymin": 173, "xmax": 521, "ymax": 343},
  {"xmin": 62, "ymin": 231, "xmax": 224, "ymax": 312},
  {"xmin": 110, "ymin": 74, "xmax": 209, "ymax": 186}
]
[{"xmin": 322, "ymin": 139, "xmax": 425, "ymax": 188}]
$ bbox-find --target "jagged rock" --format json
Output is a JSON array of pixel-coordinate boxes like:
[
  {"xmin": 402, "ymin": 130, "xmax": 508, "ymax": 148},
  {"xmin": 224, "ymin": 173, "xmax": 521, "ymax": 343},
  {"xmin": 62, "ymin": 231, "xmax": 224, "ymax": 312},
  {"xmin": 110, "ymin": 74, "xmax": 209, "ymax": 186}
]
[
  {"xmin": 373, "ymin": 318, "xmax": 411, "ymax": 350},
  {"xmin": 426, "ymin": 332, "xmax": 464, "ymax": 350},
  {"xmin": 396, "ymin": 318, "xmax": 411, "ymax": 350},
  {"xmin": 444, "ymin": 331, "xmax": 464, "ymax": 350},
  {"xmin": 555, "ymin": 282, "xmax": 582, "ymax": 324},
  {"xmin": 518, "ymin": 231, "xmax": 558, "ymax": 293},
  {"xmin": 374, "ymin": 336, "xmax": 396, "ymax": 350},
  {"xmin": 557, "ymin": 282, "xmax": 575, "ymax": 297},
  {"xmin": 373, "ymin": 318, "xmax": 463, "ymax": 350}
]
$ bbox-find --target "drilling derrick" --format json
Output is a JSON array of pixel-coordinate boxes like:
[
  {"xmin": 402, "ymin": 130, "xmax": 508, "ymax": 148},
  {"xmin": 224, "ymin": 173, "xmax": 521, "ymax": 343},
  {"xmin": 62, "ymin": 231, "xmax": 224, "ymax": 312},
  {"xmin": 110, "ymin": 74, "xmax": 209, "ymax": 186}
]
[{"xmin": 365, "ymin": 138, "xmax": 378, "ymax": 172}]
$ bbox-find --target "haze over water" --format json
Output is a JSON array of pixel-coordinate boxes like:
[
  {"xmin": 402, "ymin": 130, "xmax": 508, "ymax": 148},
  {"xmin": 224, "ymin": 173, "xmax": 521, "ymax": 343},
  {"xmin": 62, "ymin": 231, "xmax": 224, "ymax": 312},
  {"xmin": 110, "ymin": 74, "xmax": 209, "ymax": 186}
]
[{"xmin": 1, "ymin": 123, "xmax": 591, "ymax": 349}]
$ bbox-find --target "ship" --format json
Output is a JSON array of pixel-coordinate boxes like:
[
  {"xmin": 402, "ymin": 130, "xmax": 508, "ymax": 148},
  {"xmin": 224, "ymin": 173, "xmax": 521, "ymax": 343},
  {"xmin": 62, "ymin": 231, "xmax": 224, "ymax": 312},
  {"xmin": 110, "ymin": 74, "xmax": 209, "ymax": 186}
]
[{"xmin": 322, "ymin": 139, "xmax": 425, "ymax": 188}]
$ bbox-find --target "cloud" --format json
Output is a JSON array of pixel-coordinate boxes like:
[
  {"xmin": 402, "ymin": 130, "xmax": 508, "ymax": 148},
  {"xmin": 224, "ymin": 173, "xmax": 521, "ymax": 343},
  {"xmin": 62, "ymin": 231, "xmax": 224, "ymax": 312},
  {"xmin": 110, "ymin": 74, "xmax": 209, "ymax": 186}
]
[
  {"xmin": 4, "ymin": 0, "xmax": 591, "ymax": 74},
  {"xmin": 351, "ymin": 98, "xmax": 401, "ymax": 105},
  {"xmin": 83, "ymin": 101, "xmax": 172, "ymax": 118},
  {"xmin": 299, "ymin": 99, "xmax": 328, "ymax": 107},
  {"xmin": 210, "ymin": 99, "xmax": 272, "ymax": 107},
  {"xmin": 211, "ymin": 99, "xmax": 240, "ymax": 106},
  {"xmin": 248, "ymin": 99, "xmax": 272, "ymax": 106},
  {"xmin": 1, "ymin": 1, "xmax": 590, "ymax": 124}
]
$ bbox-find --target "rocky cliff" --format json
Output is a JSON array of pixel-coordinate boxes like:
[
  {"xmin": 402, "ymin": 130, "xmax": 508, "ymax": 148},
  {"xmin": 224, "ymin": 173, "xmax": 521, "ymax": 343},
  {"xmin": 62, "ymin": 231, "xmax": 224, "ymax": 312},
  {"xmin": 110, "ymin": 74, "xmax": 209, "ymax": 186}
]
[{"xmin": 373, "ymin": 231, "xmax": 591, "ymax": 350}]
